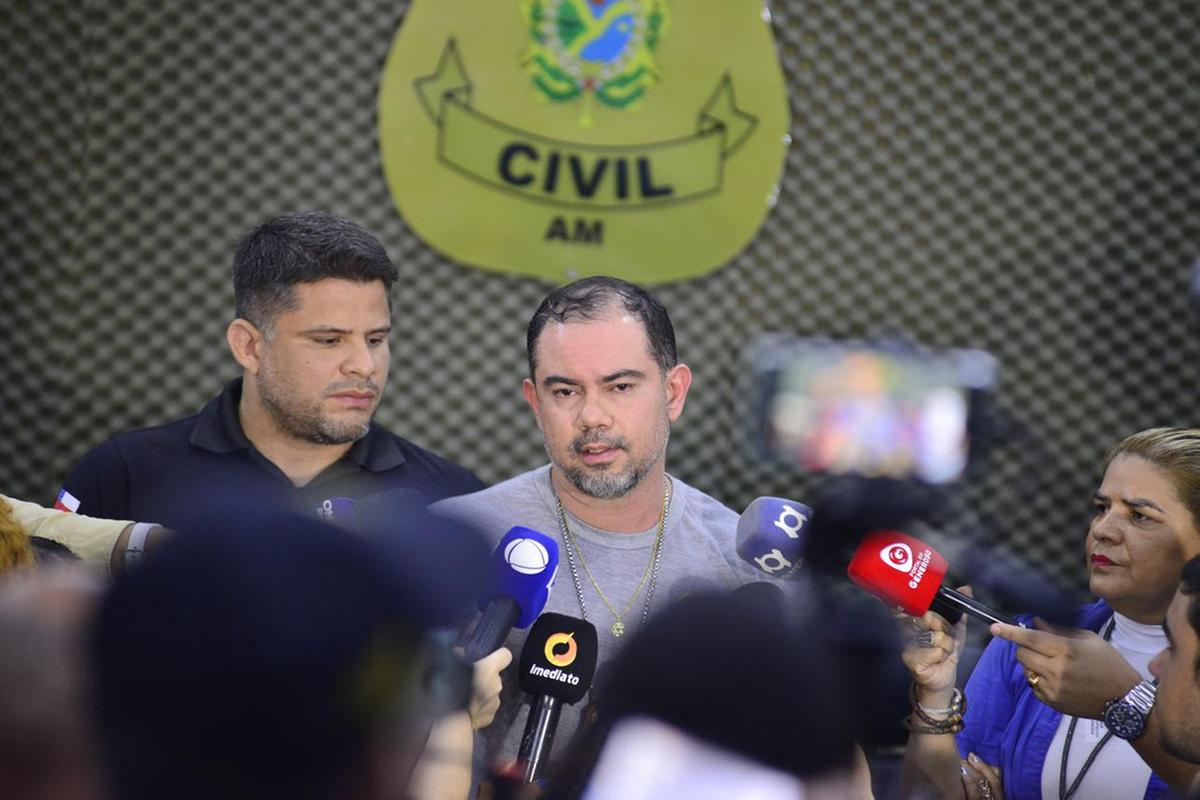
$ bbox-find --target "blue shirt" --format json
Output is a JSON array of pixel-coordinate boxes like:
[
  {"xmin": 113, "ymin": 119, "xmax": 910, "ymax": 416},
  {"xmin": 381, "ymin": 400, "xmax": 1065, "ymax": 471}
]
[{"xmin": 957, "ymin": 599, "xmax": 1171, "ymax": 800}]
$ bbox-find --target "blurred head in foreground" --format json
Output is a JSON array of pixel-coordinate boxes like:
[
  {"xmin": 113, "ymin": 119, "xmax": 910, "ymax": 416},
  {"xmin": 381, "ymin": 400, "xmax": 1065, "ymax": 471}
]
[
  {"xmin": 89, "ymin": 508, "xmax": 479, "ymax": 800},
  {"xmin": 547, "ymin": 587, "xmax": 860, "ymax": 799},
  {"xmin": 1150, "ymin": 555, "xmax": 1200, "ymax": 764},
  {"xmin": 0, "ymin": 566, "xmax": 103, "ymax": 800}
]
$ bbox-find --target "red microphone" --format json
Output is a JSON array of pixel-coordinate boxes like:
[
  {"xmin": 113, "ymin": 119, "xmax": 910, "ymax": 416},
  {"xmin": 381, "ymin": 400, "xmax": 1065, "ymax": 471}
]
[{"xmin": 847, "ymin": 531, "xmax": 1020, "ymax": 626}]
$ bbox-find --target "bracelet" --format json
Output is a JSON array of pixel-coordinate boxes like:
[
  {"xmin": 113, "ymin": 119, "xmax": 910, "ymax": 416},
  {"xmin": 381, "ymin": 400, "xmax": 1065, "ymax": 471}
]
[
  {"xmin": 915, "ymin": 689, "xmax": 964, "ymax": 718},
  {"xmin": 907, "ymin": 683, "xmax": 966, "ymax": 733},
  {"xmin": 904, "ymin": 714, "xmax": 964, "ymax": 735},
  {"xmin": 124, "ymin": 522, "xmax": 157, "ymax": 572}
]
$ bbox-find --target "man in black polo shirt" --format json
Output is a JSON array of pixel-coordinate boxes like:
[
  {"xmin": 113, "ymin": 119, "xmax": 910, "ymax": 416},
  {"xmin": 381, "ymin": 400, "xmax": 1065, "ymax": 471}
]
[{"xmin": 58, "ymin": 211, "xmax": 484, "ymax": 570}]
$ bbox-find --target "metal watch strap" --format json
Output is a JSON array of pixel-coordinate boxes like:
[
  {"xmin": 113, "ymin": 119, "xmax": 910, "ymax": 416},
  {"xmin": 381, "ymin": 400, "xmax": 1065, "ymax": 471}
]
[{"xmin": 1123, "ymin": 680, "xmax": 1157, "ymax": 715}]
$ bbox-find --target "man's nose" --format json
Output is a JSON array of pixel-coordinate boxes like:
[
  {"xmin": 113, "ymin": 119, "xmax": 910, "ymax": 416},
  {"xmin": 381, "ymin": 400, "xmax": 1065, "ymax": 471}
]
[{"xmin": 577, "ymin": 394, "xmax": 612, "ymax": 429}]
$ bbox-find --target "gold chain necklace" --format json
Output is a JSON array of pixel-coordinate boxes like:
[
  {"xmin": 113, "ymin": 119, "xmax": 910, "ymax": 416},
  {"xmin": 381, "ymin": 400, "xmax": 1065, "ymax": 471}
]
[{"xmin": 552, "ymin": 476, "xmax": 671, "ymax": 638}]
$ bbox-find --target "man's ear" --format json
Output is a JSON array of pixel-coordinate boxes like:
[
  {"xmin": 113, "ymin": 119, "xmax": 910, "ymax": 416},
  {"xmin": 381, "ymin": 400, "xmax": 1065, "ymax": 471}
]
[
  {"xmin": 227, "ymin": 319, "xmax": 266, "ymax": 374},
  {"xmin": 522, "ymin": 378, "xmax": 544, "ymax": 432},
  {"xmin": 664, "ymin": 363, "xmax": 693, "ymax": 423}
]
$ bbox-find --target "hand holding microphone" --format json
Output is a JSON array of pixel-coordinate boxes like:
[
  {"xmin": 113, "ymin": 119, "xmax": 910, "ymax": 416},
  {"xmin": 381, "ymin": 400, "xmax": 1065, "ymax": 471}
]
[
  {"xmin": 468, "ymin": 646, "xmax": 514, "ymax": 730},
  {"xmin": 902, "ymin": 595, "xmax": 969, "ymax": 701}
]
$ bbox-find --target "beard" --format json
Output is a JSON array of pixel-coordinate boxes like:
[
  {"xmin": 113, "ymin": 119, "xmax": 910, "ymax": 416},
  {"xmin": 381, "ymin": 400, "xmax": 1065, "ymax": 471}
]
[
  {"xmin": 1161, "ymin": 717, "xmax": 1200, "ymax": 764},
  {"xmin": 548, "ymin": 413, "xmax": 670, "ymax": 500},
  {"xmin": 257, "ymin": 361, "xmax": 376, "ymax": 446}
]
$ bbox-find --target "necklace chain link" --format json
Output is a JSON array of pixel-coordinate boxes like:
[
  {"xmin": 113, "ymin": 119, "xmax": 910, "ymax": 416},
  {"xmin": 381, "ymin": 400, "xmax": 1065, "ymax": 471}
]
[{"xmin": 552, "ymin": 476, "xmax": 671, "ymax": 638}]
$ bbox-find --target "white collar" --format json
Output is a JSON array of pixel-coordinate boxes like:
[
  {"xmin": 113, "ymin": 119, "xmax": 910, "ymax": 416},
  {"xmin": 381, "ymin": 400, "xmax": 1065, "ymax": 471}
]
[{"xmin": 1110, "ymin": 611, "xmax": 1167, "ymax": 655}]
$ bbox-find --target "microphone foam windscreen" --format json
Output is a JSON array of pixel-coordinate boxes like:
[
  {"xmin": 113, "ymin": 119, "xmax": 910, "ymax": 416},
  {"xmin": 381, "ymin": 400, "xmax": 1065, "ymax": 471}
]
[
  {"xmin": 485, "ymin": 526, "xmax": 560, "ymax": 628},
  {"xmin": 734, "ymin": 496, "xmax": 812, "ymax": 579},
  {"xmin": 518, "ymin": 613, "xmax": 598, "ymax": 704},
  {"xmin": 846, "ymin": 530, "xmax": 948, "ymax": 616}
]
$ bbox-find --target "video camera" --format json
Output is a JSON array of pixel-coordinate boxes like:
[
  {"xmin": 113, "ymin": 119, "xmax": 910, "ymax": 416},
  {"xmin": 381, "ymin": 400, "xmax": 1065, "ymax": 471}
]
[{"xmin": 748, "ymin": 335, "xmax": 999, "ymax": 488}]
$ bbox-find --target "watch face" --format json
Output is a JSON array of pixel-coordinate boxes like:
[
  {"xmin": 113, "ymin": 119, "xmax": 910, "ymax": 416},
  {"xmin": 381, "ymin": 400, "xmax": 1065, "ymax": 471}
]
[{"xmin": 1104, "ymin": 701, "xmax": 1147, "ymax": 740}]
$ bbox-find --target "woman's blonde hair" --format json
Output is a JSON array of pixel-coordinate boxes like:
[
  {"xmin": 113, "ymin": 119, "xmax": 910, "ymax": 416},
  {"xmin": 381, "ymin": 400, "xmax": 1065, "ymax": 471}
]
[
  {"xmin": 1106, "ymin": 427, "xmax": 1200, "ymax": 530},
  {"xmin": 0, "ymin": 497, "xmax": 33, "ymax": 573}
]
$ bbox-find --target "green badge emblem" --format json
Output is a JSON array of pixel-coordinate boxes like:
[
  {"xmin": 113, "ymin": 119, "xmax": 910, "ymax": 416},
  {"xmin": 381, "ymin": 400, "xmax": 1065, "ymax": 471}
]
[
  {"xmin": 378, "ymin": 0, "xmax": 790, "ymax": 283},
  {"xmin": 521, "ymin": 0, "xmax": 670, "ymax": 123}
]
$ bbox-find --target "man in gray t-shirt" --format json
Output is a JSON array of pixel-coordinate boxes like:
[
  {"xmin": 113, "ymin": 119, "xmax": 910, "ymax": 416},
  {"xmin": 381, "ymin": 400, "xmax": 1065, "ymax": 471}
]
[{"xmin": 432, "ymin": 276, "xmax": 765, "ymax": 779}]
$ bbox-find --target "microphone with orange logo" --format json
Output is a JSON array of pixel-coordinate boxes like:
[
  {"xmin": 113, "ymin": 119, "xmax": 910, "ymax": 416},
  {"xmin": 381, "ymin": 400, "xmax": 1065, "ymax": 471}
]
[
  {"xmin": 516, "ymin": 612, "xmax": 599, "ymax": 782},
  {"xmin": 847, "ymin": 530, "xmax": 1021, "ymax": 627}
]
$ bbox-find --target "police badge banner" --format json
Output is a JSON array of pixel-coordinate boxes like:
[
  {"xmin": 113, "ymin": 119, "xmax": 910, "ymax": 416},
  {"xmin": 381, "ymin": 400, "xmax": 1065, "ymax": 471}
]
[{"xmin": 378, "ymin": 0, "xmax": 790, "ymax": 282}]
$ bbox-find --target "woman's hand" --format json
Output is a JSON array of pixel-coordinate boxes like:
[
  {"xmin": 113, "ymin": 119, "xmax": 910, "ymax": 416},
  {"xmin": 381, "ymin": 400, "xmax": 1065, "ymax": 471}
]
[
  {"xmin": 962, "ymin": 753, "xmax": 1003, "ymax": 800},
  {"xmin": 901, "ymin": 587, "xmax": 969, "ymax": 701},
  {"xmin": 989, "ymin": 619, "xmax": 1140, "ymax": 719}
]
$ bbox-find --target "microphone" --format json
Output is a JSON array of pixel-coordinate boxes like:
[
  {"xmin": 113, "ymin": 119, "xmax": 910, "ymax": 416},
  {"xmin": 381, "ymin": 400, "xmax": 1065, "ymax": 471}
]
[
  {"xmin": 463, "ymin": 526, "xmax": 559, "ymax": 662},
  {"xmin": 847, "ymin": 530, "xmax": 1020, "ymax": 627},
  {"xmin": 315, "ymin": 495, "xmax": 357, "ymax": 521},
  {"xmin": 316, "ymin": 489, "xmax": 428, "ymax": 525},
  {"xmin": 517, "ymin": 613, "xmax": 598, "ymax": 782},
  {"xmin": 735, "ymin": 496, "xmax": 813, "ymax": 579}
]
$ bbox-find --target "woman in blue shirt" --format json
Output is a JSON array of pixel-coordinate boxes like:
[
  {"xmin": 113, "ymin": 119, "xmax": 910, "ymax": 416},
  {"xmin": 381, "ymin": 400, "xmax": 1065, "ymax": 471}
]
[{"xmin": 902, "ymin": 428, "xmax": 1200, "ymax": 799}]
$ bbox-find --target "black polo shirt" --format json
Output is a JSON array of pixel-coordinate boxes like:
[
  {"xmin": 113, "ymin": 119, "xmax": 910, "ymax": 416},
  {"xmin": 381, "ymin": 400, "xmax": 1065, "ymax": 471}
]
[{"xmin": 60, "ymin": 378, "xmax": 485, "ymax": 527}]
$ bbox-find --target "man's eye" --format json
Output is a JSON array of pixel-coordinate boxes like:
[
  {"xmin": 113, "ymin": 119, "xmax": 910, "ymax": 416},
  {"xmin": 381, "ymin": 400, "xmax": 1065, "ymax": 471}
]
[
  {"xmin": 1131, "ymin": 510, "xmax": 1151, "ymax": 523},
  {"xmin": 317, "ymin": 338, "xmax": 340, "ymax": 346},
  {"xmin": 612, "ymin": 383, "xmax": 633, "ymax": 392},
  {"xmin": 553, "ymin": 388, "xmax": 576, "ymax": 398},
  {"xmin": 368, "ymin": 337, "xmax": 387, "ymax": 347}
]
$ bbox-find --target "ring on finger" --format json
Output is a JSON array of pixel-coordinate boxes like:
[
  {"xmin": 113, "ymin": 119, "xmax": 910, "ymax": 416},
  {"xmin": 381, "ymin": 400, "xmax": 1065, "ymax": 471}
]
[
  {"xmin": 977, "ymin": 778, "xmax": 995, "ymax": 800},
  {"xmin": 911, "ymin": 630, "xmax": 936, "ymax": 648},
  {"xmin": 1026, "ymin": 671, "xmax": 1041, "ymax": 690}
]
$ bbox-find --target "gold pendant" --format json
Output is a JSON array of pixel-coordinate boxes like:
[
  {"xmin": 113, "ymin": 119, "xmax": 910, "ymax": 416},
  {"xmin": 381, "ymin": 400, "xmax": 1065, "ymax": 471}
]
[{"xmin": 611, "ymin": 621, "xmax": 625, "ymax": 637}]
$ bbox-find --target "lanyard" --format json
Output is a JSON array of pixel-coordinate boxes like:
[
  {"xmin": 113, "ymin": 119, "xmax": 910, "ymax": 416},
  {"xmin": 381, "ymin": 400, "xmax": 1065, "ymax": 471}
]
[{"xmin": 1057, "ymin": 618, "xmax": 1117, "ymax": 800}]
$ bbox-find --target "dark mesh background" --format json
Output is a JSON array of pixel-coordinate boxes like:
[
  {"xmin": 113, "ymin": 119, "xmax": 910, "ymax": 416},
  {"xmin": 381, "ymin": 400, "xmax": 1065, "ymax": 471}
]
[{"xmin": 4, "ymin": 1, "xmax": 1199, "ymax": 590}]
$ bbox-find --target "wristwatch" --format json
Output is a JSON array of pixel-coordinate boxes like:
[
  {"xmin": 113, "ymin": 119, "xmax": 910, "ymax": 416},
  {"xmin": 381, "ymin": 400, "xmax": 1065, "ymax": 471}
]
[{"xmin": 1103, "ymin": 680, "xmax": 1157, "ymax": 740}]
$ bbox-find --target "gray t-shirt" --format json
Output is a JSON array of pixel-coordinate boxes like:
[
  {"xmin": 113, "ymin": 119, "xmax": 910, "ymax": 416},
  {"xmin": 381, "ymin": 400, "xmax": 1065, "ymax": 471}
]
[{"xmin": 431, "ymin": 465, "xmax": 765, "ymax": 778}]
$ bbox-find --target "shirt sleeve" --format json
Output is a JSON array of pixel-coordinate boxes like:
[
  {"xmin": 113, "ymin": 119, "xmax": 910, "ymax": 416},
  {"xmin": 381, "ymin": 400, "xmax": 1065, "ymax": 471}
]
[
  {"xmin": 4, "ymin": 494, "xmax": 129, "ymax": 575},
  {"xmin": 957, "ymin": 634, "xmax": 1021, "ymax": 767}
]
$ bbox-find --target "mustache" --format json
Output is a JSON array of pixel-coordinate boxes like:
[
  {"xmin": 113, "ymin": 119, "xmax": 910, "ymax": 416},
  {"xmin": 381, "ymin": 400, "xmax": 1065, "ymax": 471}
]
[
  {"xmin": 324, "ymin": 381, "xmax": 381, "ymax": 396},
  {"xmin": 570, "ymin": 431, "xmax": 631, "ymax": 453}
]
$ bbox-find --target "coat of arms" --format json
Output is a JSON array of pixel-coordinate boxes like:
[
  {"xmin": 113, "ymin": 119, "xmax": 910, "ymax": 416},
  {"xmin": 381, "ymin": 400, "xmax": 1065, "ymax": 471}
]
[{"xmin": 521, "ymin": 0, "xmax": 670, "ymax": 124}]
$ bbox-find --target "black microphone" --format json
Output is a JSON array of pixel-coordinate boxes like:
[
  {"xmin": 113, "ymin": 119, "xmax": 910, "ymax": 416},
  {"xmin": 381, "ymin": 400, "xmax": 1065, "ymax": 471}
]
[
  {"xmin": 463, "ymin": 527, "xmax": 559, "ymax": 662},
  {"xmin": 516, "ymin": 613, "xmax": 598, "ymax": 782}
]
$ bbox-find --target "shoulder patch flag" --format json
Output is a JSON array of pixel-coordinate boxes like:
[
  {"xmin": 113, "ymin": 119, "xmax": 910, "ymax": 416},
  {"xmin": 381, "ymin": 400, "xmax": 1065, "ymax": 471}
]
[{"xmin": 54, "ymin": 489, "xmax": 81, "ymax": 513}]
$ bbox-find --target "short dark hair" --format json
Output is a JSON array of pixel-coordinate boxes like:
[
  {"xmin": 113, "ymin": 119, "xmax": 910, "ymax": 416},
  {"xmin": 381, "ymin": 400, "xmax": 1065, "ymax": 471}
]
[
  {"xmin": 1181, "ymin": 556, "xmax": 1200, "ymax": 671},
  {"xmin": 90, "ymin": 510, "xmax": 431, "ymax": 800},
  {"xmin": 232, "ymin": 211, "xmax": 398, "ymax": 331},
  {"xmin": 525, "ymin": 276, "xmax": 678, "ymax": 378}
]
